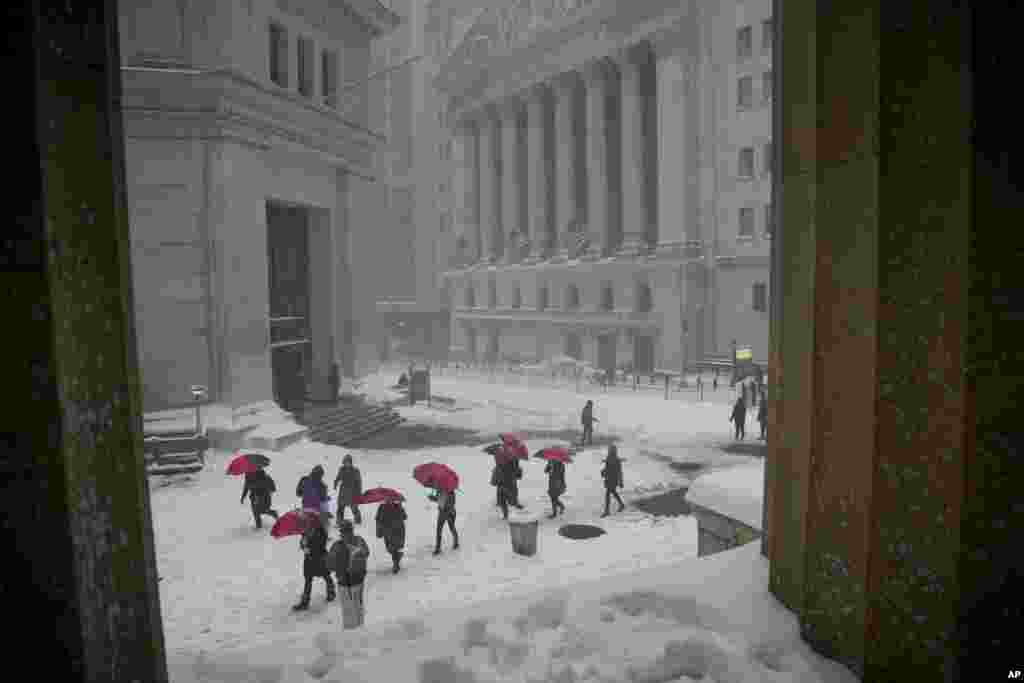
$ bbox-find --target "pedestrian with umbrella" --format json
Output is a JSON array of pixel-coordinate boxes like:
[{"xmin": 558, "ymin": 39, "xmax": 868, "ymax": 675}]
[
  {"xmin": 758, "ymin": 388, "xmax": 767, "ymax": 440},
  {"xmin": 227, "ymin": 452, "xmax": 279, "ymax": 529},
  {"xmin": 332, "ymin": 453, "xmax": 363, "ymax": 526},
  {"xmin": 326, "ymin": 519, "xmax": 370, "ymax": 629},
  {"xmin": 291, "ymin": 510, "xmax": 336, "ymax": 611},
  {"xmin": 535, "ymin": 447, "xmax": 570, "ymax": 518},
  {"xmin": 358, "ymin": 488, "xmax": 407, "ymax": 573},
  {"xmin": 413, "ymin": 463, "xmax": 460, "ymax": 555},
  {"xmin": 600, "ymin": 444, "xmax": 626, "ymax": 517},
  {"xmin": 499, "ymin": 434, "xmax": 528, "ymax": 510},
  {"xmin": 484, "ymin": 443, "xmax": 503, "ymax": 507}
]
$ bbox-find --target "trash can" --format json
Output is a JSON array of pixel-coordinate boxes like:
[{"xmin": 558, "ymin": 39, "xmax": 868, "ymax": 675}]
[
  {"xmin": 508, "ymin": 516, "xmax": 539, "ymax": 556},
  {"xmin": 339, "ymin": 583, "xmax": 365, "ymax": 629}
]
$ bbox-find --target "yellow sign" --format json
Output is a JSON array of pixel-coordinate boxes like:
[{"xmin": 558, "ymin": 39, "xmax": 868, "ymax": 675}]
[{"xmin": 735, "ymin": 347, "xmax": 753, "ymax": 362}]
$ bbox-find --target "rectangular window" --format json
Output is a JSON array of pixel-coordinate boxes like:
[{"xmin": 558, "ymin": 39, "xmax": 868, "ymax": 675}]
[
  {"xmin": 739, "ymin": 147, "xmax": 755, "ymax": 178},
  {"xmin": 763, "ymin": 18, "xmax": 774, "ymax": 54},
  {"xmin": 322, "ymin": 49, "xmax": 338, "ymax": 107},
  {"xmin": 269, "ymin": 24, "xmax": 288, "ymax": 87},
  {"xmin": 738, "ymin": 76, "xmax": 753, "ymax": 109},
  {"xmin": 489, "ymin": 281, "xmax": 497, "ymax": 308},
  {"xmin": 763, "ymin": 70, "xmax": 773, "ymax": 105},
  {"xmin": 753, "ymin": 282, "xmax": 767, "ymax": 312},
  {"xmin": 763, "ymin": 142, "xmax": 772, "ymax": 176},
  {"xmin": 298, "ymin": 36, "xmax": 314, "ymax": 96},
  {"xmin": 739, "ymin": 207, "xmax": 755, "ymax": 237},
  {"xmin": 765, "ymin": 203, "xmax": 773, "ymax": 237},
  {"xmin": 737, "ymin": 26, "xmax": 753, "ymax": 60}
]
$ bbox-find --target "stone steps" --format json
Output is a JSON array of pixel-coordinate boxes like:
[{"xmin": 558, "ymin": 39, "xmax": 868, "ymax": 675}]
[
  {"xmin": 143, "ymin": 431, "xmax": 207, "ymax": 476},
  {"xmin": 302, "ymin": 399, "xmax": 405, "ymax": 447}
]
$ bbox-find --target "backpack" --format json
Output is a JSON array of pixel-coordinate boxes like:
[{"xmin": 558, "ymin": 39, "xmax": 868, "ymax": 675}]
[
  {"xmin": 330, "ymin": 537, "xmax": 369, "ymax": 576},
  {"xmin": 295, "ymin": 476, "xmax": 307, "ymax": 497}
]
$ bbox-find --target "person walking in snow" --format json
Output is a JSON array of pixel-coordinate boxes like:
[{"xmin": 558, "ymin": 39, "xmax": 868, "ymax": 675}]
[
  {"xmin": 580, "ymin": 400, "xmax": 598, "ymax": 446},
  {"xmin": 545, "ymin": 459, "xmax": 567, "ymax": 518},
  {"xmin": 296, "ymin": 465, "xmax": 330, "ymax": 513},
  {"xmin": 293, "ymin": 511, "xmax": 336, "ymax": 611},
  {"xmin": 758, "ymin": 389, "xmax": 767, "ymax": 440},
  {"xmin": 333, "ymin": 454, "xmax": 363, "ymax": 526},
  {"xmin": 731, "ymin": 394, "xmax": 747, "ymax": 441},
  {"xmin": 495, "ymin": 457, "xmax": 524, "ymax": 520},
  {"xmin": 375, "ymin": 499, "xmax": 407, "ymax": 573},
  {"xmin": 240, "ymin": 467, "xmax": 279, "ymax": 529},
  {"xmin": 327, "ymin": 519, "xmax": 370, "ymax": 628},
  {"xmin": 431, "ymin": 487, "xmax": 459, "ymax": 555},
  {"xmin": 600, "ymin": 444, "xmax": 625, "ymax": 517}
]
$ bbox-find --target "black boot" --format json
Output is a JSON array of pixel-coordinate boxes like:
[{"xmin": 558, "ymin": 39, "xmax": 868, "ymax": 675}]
[
  {"xmin": 292, "ymin": 584, "xmax": 311, "ymax": 611},
  {"xmin": 452, "ymin": 534, "xmax": 459, "ymax": 550},
  {"xmin": 392, "ymin": 552, "xmax": 402, "ymax": 574},
  {"xmin": 433, "ymin": 546, "xmax": 441, "ymax": 556},
  {"xmin": 325, "ymin": 577, "xmax": 336, "ymax": 603}
]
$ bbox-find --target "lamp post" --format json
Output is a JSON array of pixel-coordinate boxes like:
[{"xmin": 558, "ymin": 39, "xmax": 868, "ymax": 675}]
[{"xmin": 190, "ymin": 385, "xmax": 207, "ymax": 435}]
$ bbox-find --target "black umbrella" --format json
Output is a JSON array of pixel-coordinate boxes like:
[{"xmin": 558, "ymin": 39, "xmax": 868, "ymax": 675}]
[{"xmin": 237, "ymin": 451, "xmax": 272, "ymax": 468}]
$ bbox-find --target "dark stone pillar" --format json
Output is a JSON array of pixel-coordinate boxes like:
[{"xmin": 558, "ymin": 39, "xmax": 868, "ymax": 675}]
[
  {"xmin": 3, "ymin": 1, "xmax": 168, "ymax": 680},
  {"xmin": 768, "ymin": 0, "xmax": 1023, "ymax": 680}
]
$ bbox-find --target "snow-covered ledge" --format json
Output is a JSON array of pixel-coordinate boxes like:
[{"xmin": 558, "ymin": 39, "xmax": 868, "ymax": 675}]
[{"xmin": 685, "ymin": 461, "xmax": 765, "ymax": 557}]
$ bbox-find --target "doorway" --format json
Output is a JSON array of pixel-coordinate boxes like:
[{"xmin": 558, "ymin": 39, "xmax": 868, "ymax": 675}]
[
  {"xmin": 266, "ymin": 202, "xmax": 312, "ymax": 413},
  {"xmin": 598, "ymin": 333, "xmax": 617, "ymax": 384},
  {"xmin": 633, "ymin": 334, "xmax": 654, "ymax": 374},
  {"xmin": 565, "ymin": 332, "xmax": 582, "ymax": 360}
]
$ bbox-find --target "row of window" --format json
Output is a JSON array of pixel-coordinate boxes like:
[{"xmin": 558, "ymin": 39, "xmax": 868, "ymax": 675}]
[
  {"xmin": 463, "ymin": 281, "xmax": 768, "ymax": 313},
  {"xmin": 464, "ymin": 282, "xmax": 654, "ymax": 312},
  {"xmin": 737, "ymin": 18, "xmax": 773, "ymax": 61},
  {"xmin": 738, "ymin": 142, "xmax": 772, "ymax": 179},
  {"xmin": 737, "ymin": 70, "xmax": 772, "ymax": 110},
  {"xmin": 268, "ymin": 22, "xmax": 340, "ymax": 107},
  {"xmin": 739, "ymin": 203, "xmax": 773, "ymax": 239}
]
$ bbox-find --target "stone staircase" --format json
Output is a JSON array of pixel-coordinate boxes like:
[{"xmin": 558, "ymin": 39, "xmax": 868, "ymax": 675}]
[
  {"xmin": 143, "ymin": 429, "xmax": 207, "ymax": 476},
  {"xmin": 300, "ymin": 395, "xmax": 405, "ymax": 447}
]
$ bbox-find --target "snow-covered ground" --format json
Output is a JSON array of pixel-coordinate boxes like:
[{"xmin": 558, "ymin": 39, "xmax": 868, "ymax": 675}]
[
  {"xmin": 685, "ymin": 462, "xmax": 766, "ymax": 531},
  {"xmin": 151, "ymin": 369, "xmax": 841, "ymax": 682}
]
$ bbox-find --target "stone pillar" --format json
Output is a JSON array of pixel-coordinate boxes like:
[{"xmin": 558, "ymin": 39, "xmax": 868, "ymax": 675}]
[
  {"xmin": 500, "ymin": 100, "xmax": 523, "ymax": 264},
  {"xmin": 583, "ymin": 59, "xmax": 612, "ymax": 260},
  {"xmin": 617, "ymin": 44, "xmax": 651, "ymax": 257},
  {"xmin": 767, "ymin": 1, "xmax": 1020, "ymax": 681},
  {"xmin": 477, "ymin": 110, "xmax": 499, "ymax": 264},
  {"xmin": 655, "ymin": 39, "xmax": 688, "ymax": 257},
  {"xmin": 525, "ymin": 84, "xmax": 551, "ymax": 264},
  {"xmin": 8, "ymin": 2, "xmax": 169, "ymax": 679},
  {"xmin": 452, "ymin": 121, "xmax": 480, "ymax": 263},
  {"xmin": 552, "ymin": 73, "xmax": 580, "ymax": 263}
]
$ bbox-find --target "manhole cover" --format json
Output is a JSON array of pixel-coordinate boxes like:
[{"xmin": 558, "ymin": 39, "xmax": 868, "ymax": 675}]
[
  {"xmin": 558, "ymin": 524, "xmax": 606, "ymax": 540},
  {"xmin": 669, "ymin": 462, "xmax": 705, "ymax": 473}
]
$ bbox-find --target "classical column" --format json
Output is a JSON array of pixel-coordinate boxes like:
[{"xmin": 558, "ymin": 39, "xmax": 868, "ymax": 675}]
[
  {"xmin": 500, "ymin": 99, "xmax": 523, "ymax": 264},
  {"xmin": 452, "ymin": 121, "xmax": 480, "ymax": 264},
  {"xmin": 477, "ymin": 109, "xmax": 499, "ymax": 264},
  {"xmin": 655, "ymin": 39, "xmax": 688, "ymax": 258},
  {"xmin": 583, "ymin": 59, "xmax": 612, "ymax": 260},
  {"xmin": 525, "ymin": 84, "xmax": 551, "ymax": 264},
  {"xmin": 617, "ymin": 44, "xmax": 651, "ymax": 257},
  {"xmin": 552, "ymin": 72, "xmax": 580, "ymax": 263}
]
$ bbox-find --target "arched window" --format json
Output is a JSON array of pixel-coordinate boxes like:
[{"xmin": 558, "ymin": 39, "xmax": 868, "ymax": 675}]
[
  {"xmin": 601, "ymin": 285, "xmax": 615, "ymax": 311},
  {"xmin": 566, "ymin": 284, "xmax": 581, "ymax": 310},
  {"xmin": 635, "ymin": 283, "xmax": 653, "ymax": 313},
  {"xmin": 538, "ymin": 286, "xmax": 549, "ymax": 310}
]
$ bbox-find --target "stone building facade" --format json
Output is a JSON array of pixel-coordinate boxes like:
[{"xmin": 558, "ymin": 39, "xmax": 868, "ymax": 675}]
[
  {"xmin": 118, "ymin": 0, "xmax": 399, "ymax": 417},
  {"xmin": 435, "ymin": 0, "xmax": 772, "ymax": 375}
]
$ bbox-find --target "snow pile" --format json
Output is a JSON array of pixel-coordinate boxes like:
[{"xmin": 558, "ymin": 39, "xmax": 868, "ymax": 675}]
[
  {"xmin": 685, "ymin": 462, "xmax": 765, "ymax": 531},
  {"xmin": 167, "ymin": 543, "xmax": 859, "ymax": 683}
]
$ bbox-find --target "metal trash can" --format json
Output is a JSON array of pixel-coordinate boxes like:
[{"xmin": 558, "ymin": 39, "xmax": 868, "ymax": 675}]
[
  {"xmin": 339, "ymin": 583, "xmax": 365, "ymax": 629},
  {"xmin": 508, "ymin": 518, "xmax": 539, "ymax": 556}
]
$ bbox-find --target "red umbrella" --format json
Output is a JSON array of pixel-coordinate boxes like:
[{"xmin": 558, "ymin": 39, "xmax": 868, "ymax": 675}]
[
  {"xmin": 225, "ymin": 451, "xmax": 271, "ymax": 475},
  {"xmin": 533, "ymin": 447, "xmax": 572, "ymax": 464},
  {"xmin": 354, "ymin": 487, "xmax": 406, "ymax": 505},
  {"xmin": 270, "ymin": 508, "xmax": 319, "ymax": 539},
  {"xmin": 413, "ymin": 462, "xmax": 459, "ymax": 493},
  {"xmin": 499, "ymin": 433, "xmax": 529, "ymax": 460}
]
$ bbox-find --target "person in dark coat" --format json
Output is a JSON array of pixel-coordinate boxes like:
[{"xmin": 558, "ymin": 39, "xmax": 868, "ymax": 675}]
[
  {"xmin": 293, "ymin": 512, "xmax": 336, "ymax": 611},
  {"xmin": 327, "ymin": 519, "xmax": 370, "ymax": 628},
  {"xmin": 297, "ymin": 465, "xmax": 329, "ymax": 513},
  {"xmin": 491, "ymin": 459, "xmax": 502, "ymax": 507},
  {"xmin": 758, "ymin": 390, "xmax": 767, "ymax": 440},
  {"xmin": 495, "ymin": 457, "xmax": 524, "ymax": 520},
  {"xmin": 240, "ymin": 467, "xmax": 279, "ymax": 529},
  {"xmin": 600, "ymin": 444, "xmax": 625, "ymax": 517},
  {"xmin": 731, "ymin": 395, "xmax": 747, "ymax": 440},
  {"xmin": 431, "ymin": 487, "xmax": 459, "ymax": 555},
  {"xmin": 375, "ymin": 500, "xmax": 407, "ymax": 573},
  {"xmin": 545, "ymin": 459, "xmax": 567, "ymax": 518},
  {"xmin": 333, "ymin": 454, "xmax": 363, "ymax": 525},
  {"xmin": 580, "ymin": 400, "xmax": 598, "ymax": 446}
]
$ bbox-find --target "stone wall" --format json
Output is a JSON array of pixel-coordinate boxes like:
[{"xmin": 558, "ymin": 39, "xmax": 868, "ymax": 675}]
[{"xmin": 690, "ymin": 502, "xmax": 762, "ymax": 557}]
